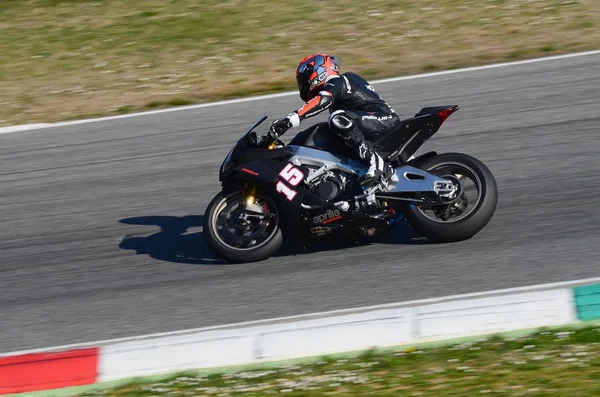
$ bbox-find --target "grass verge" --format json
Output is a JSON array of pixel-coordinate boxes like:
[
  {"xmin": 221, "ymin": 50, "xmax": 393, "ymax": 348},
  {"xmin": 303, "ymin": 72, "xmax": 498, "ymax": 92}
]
[
  {"xmin": 54, "ymin": 325, "xmax": 600, "ymax": 396},
  {"xmin": 1, "ymin": 0, "xmax": 600, "ymax": 127}
]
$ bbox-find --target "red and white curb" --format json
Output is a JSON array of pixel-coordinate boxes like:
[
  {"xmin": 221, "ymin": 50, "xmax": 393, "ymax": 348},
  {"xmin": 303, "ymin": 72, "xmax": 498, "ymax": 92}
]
[{"xmin": 3, "ymin": 277, "xmax": 600, "ymax": 395}]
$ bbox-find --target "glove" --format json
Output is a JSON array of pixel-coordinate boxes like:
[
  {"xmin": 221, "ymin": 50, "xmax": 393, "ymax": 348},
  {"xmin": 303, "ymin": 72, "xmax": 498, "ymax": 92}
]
[
  {"xmin": 269, "ymin": 118, "xmax": 292, "ymax": 138},
  {"xmin": 269, "ymin": 112, "xmax": 301, "ymax": 138}
]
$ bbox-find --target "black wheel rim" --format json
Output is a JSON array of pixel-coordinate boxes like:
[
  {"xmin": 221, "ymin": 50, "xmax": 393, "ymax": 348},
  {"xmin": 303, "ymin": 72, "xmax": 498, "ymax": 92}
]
[
  {"xmin": 415, "ymin": 162, "xmax": 483, "ymax": 223},
  {"xmin": 212, "ymin": 192, "xmax": 279, "ymax": 251}
]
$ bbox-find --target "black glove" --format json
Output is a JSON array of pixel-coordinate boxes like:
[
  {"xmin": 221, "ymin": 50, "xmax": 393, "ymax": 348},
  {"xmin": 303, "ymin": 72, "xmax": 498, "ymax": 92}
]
[{"xmin": 269, "ymin": 118, "xmax": 292, "ymax": 138}]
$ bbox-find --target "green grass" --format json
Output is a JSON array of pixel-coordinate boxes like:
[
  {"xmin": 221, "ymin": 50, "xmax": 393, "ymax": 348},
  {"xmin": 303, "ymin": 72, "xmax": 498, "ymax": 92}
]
[
  {"xmin": 61, "ymin": 325, "xmax": 600, "ymax": 396},
  {"xmin": 1, "ymin": 0, "xmax": 599, "ymax": 126}
]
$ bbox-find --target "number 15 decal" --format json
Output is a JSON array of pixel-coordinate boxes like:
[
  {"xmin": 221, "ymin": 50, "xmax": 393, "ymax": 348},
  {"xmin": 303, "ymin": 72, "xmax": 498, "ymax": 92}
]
[
  {"xmin": 279, "ymin": 163, "xmax": 304, "ymax": 186},
  {"xmin": 276, "ymin": 163, "xmax": 304, "ymax": 201}
]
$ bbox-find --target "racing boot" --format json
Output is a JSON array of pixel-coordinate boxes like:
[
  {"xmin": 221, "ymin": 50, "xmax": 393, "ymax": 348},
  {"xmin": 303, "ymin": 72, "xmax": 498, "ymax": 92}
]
[{"xmin": 357, "ymin": 143, "xmax": 392, "ymax": 189}]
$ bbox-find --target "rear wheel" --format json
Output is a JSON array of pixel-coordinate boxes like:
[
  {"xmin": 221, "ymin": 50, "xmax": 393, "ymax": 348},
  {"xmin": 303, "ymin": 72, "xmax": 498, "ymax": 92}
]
[
  {"xmin": 204, "ymin": 189, "xmax": 283, "ymax": 263},
  {"xmin": 403, "ymin": 153, "xmax": 498, "ymax": 242}
]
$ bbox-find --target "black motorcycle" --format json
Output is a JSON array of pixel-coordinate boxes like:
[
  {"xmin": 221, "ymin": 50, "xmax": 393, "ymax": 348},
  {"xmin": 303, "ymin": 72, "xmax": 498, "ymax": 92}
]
[{"xmin": 204, "ymin": 106, "xmax": 498, "ymax": 263}]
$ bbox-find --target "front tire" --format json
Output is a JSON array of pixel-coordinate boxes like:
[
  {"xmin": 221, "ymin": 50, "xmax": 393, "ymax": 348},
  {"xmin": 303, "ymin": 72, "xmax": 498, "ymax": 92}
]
[
  {"xmin": 204, "ymin": 189, "xmax": 284, "ymax": 263},
  {"xmin": 404, "ymin": 153, "xmax": 498, "ymax": 243}
]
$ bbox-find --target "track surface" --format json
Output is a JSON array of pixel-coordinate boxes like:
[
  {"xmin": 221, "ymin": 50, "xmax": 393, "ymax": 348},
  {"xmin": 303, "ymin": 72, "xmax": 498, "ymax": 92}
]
[{"xmin": 2, "ymin": 54, "xmax": 599, "ymax": 352}]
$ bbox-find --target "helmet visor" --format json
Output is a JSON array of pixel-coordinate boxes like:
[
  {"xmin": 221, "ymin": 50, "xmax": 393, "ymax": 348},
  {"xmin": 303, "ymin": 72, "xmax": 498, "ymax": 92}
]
[{"xmin": 297, "ymin": 74, "xmax": 308, "ymax": 101}]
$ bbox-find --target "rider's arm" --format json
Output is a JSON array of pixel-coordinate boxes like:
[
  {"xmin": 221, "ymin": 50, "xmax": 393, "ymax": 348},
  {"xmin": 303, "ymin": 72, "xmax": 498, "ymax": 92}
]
[{"xmin": 285, "ymin": 76, "xmax": 346, "ymax": 128}]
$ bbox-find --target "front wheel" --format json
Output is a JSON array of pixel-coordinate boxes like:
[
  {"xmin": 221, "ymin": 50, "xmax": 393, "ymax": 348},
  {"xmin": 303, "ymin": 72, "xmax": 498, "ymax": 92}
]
[
  {"xmin": 203, "ymin": 189, "xmax": 284, "ymax": 263},
  {"xmin": 404, "ymin": 153, "xmax": 498, "ymax": 243}
]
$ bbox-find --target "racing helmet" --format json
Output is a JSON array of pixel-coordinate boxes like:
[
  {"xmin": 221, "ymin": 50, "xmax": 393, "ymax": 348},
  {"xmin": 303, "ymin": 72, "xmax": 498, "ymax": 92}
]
[{"xmin": 296, "ymin": 53, "xmax": 340, "ymax": 102}]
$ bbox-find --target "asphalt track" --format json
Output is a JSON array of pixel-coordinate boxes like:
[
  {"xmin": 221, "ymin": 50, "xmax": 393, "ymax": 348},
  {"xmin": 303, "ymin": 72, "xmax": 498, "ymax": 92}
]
[{"xmin": 1, "ymin": 53, "xmax": 600, "ymax": 353}]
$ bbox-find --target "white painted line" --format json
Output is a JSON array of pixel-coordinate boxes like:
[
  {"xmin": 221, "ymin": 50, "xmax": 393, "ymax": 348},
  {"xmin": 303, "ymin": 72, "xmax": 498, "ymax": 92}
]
[
  {"xmin": 372, "ymin": 49, "xmax": 600, "ymax": 84},
  {"xmin": 0, "ymin": 123, "xmax": 52, "ymax": 135},
  {"xmin": 0, "ymin": 49, "xmax": 599, "ymax": 135},
  {"xmin": 3, "ymin": 275, "xmax": 600, "ymax": 357}
]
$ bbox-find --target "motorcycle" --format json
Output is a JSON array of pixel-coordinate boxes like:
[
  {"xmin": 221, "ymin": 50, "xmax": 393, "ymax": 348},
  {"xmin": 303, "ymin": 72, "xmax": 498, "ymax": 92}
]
[{"xmin": 203, "ymin": 105, "xmax": 498, "ymax": 263}]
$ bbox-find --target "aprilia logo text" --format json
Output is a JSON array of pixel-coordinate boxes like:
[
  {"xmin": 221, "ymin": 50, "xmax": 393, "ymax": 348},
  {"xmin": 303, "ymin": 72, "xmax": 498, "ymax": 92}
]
[{"xmin": 313, "ymin": 209, "xmax": 342, "ymax": 224}]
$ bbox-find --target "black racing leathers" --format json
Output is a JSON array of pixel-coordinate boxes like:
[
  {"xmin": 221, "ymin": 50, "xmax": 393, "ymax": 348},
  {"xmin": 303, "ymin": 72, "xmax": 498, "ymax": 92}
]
[
  {"xmin": 297, "ymin": 72, "xmax": 399, "ymax": 132},
  {"xmin": 289, "ymin": 72, "xmax": 401, "ymax": 184}
]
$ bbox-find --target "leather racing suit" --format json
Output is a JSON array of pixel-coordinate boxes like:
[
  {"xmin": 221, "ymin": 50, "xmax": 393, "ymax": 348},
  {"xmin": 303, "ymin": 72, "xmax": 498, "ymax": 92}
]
[{"xmin": 277, "ymin": 72, "xmax": 402, "ymax": 185}]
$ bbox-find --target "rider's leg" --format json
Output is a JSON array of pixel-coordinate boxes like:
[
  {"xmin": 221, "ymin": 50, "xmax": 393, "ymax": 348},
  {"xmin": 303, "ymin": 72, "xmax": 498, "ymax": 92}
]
[{"xmin": 328, "ymin": 110, "xmax": 390, "ymax": 187}]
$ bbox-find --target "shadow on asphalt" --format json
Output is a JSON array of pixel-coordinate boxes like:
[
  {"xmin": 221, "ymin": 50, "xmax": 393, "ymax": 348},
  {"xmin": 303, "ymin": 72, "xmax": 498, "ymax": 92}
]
[
  {"xmin": 118, "ymin": 215, "xmax": 226, "ymax": 265},
  {"xmin": 118, "ymin": 215, "xmax": 431, "ymax": 266}
]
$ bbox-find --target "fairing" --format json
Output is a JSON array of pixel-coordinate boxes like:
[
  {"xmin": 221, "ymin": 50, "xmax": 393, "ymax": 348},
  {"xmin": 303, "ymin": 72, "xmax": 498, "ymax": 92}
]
[{"xmin": 373, "ymin": 105, "xmax": 458, "ymax": 164}]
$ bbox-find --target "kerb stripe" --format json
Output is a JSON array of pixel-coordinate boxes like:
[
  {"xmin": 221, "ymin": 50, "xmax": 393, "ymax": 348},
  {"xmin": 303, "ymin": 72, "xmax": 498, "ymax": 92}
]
[{"xmin": 0, "ymin": 347, "xmax": 99, "ymax": 395}]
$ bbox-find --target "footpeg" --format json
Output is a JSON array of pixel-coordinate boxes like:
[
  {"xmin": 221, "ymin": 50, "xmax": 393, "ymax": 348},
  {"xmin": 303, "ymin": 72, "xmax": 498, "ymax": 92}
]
[{"xmin": 334, "ymin": 201, "xmax": 350, "ymax": 211}]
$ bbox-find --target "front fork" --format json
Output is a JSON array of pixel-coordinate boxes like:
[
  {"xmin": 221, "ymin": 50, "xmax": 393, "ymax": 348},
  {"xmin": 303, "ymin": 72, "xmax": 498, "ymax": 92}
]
[
  {"xmin": 240, "ymin": 183, "xmax": 270, "ymax": 222},
  {"xmin": 243, "ymin": 182, "xmax": 257, "ymax": 207}
]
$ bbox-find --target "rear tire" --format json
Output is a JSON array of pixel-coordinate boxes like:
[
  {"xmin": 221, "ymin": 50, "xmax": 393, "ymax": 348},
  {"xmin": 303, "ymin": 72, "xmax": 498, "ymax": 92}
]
[
  {"xmin": 204, "ymin": 190, "xmax": 284, "ymax": 263},
  {"xmin": 404, "ymin": 153, "xmax": 498, "ymax": 243}
]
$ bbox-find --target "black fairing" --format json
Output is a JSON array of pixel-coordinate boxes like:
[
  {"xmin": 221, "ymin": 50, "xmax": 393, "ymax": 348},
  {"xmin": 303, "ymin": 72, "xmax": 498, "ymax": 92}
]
[
  {"xmin": 236, "ymin": 147, "xmax": 294, "ymax": 168},
  {"xmin": 222, "ymin": 159, "xmax": 305, "ymax": 240},
  {"xmin": 373, "ymin": 105, "xmax": 458, "ymax": 164},
  {"xmin": 218, "ymin": 123, "xmax": 348, "ymax": 244},
  {"xmin": 219, "ymin": 128, "xmax": 294, "ymax": 181},
  {"xmin": 222, "ymin": 157, "xmax": 359, "ymax": 244},
  {"xmin": 222, "ymin": 158, "xmax": 351, "ymax": 245}
]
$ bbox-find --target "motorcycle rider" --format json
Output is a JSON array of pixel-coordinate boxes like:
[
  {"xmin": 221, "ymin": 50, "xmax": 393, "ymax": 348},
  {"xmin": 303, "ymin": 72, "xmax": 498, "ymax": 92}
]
[{"xmin": 269, "ymin": 53, "xmax": 402, "ymax": 188}]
